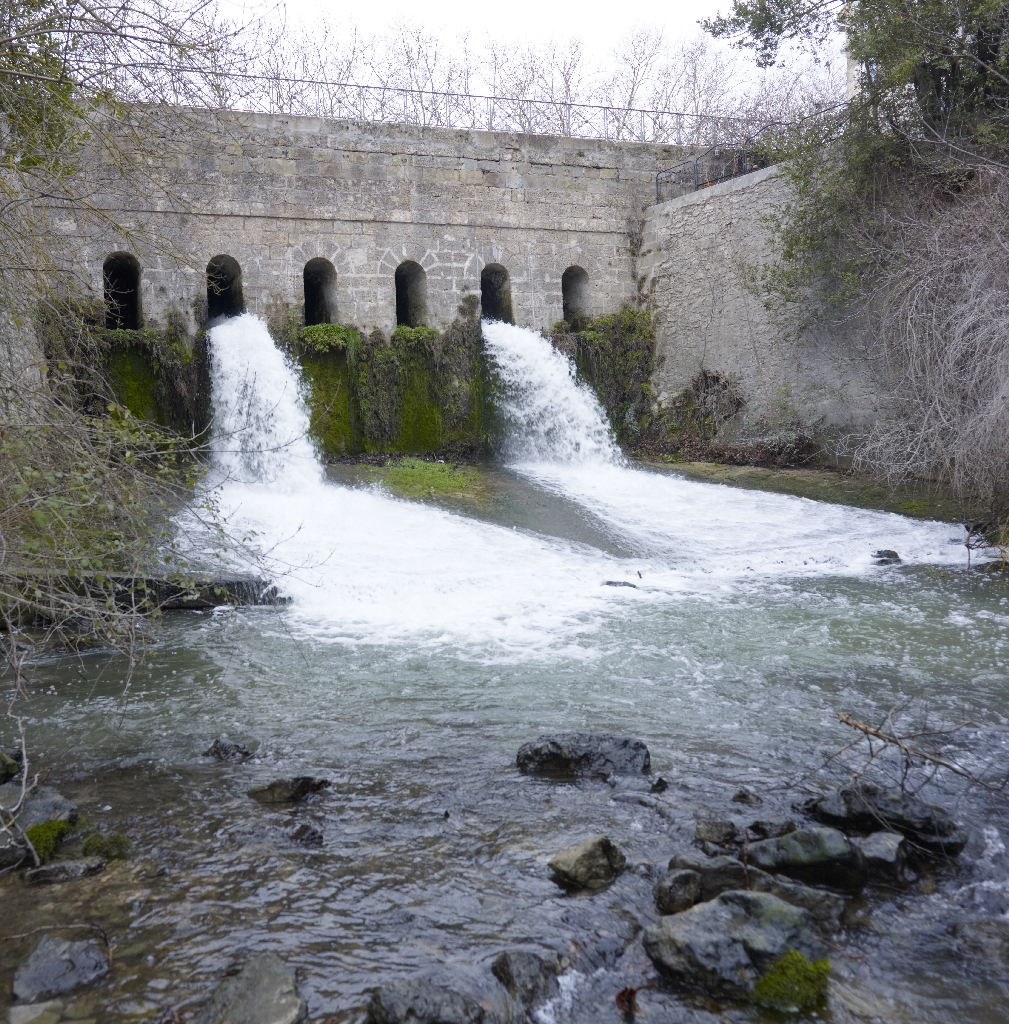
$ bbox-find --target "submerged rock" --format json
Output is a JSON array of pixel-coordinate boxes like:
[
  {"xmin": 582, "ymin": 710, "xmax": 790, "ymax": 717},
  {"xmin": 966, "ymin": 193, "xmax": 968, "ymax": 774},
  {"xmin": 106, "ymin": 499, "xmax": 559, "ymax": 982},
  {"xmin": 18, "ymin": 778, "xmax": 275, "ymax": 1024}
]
[
  {"xmin": 643, "ymin": 890, "xmax": 827, "ymax": 998},
  {"xmin": 663, "ymin": 852, "xmax": 844, "ymax": 931},
  {"xmin": 548, "ymin": 835, "xmax": 626, "ymax": 890},
  {"xmin": 490, "ymin": 950, "xmax": 560, "ymax": 1009},
  {"xmin": 854, "ymin": 831, "xmax": 909, "ymax": 884},
  {"xmin": 747, "ymin": 827, "xmax": 867, "ymax": 893},
  {"xmin": 8, "ymin": 1000, "xmax": 64, "ymax": 1024},
  {"xmin": 749, "ymin": 818, "xmax": 796, "ymax": 839},
  {"xmin": 365, "ymin": 969, "xmax": 514, "ymax": 1024},
  {"xmin": 516, "ymin": 734, "xmax": 650, "ymax": 779},
  {"xmin": 694, "ymin": 818, "xmax": 738, "ymax": 846},
  {"xmin": 247, "ymin": 777, "xmax": 330, "ymax": 804},
  {"xmin": 873, "ymin": 549, "xmax": 902, "ymax": 565},
  {"xmin": 731, "ymin": 787, "xmax": 762, "ymax": 805},
  {"xmin": 203, "ymin": 738, "xmax": 252, "ymax": 762},
  {"xmin": 13, "ymin": 936, "xmax": 109, "ymax": 1002},
  {"xmin": 194, "ymin": 952, "xmax": 307, "ymax": 1024},
  {"xmin": 27, "ymin": 858, "xmax": 106, "ymax": 886},
  {"xmin": 805, "ymin": 783, "xmax": 968, "ymax": 855},
  {"xmin": 0, "ymin": 784, "xmax": 78, "ymax": 868},
  {"xmin": 0, "ymin": 749, "xmax": 19, "ymax": 785},
  {"xmin": 289, "ymin": 822, "xmax": 324, "ymax": 847}
]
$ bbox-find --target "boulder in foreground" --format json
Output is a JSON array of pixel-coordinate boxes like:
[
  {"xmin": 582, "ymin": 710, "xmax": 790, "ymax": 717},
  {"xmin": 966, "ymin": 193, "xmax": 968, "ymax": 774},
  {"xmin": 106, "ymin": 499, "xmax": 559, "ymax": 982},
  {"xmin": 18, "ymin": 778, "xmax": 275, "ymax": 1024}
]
[
  {"xmin": 805, "ymin": 783, "xmax": 967, "ymax": 856},
  {"xmin": 13, "ymin": 936, "xmax": 109, "ymax": 1002},
  {"xmin": 0, "ymin": 783, "xmax": 78, "ymax": 868},
  {"xmin": 643, "ymin": 890, "xmax": 827, "ymax": 999},
  {"xmin": 747, "ymin": 827, "xmax": 868, "ymax": 893},
  {"xmin": 194, "ymin": 952, "xmax": 307, "ymax": 1024},
  {"xmin": 516, "ymin": 734, "xmax": 650, "ymax": 779},
  {"xmin": 548, "ymin": 835, "xmax": 626, "ymax": 890}
]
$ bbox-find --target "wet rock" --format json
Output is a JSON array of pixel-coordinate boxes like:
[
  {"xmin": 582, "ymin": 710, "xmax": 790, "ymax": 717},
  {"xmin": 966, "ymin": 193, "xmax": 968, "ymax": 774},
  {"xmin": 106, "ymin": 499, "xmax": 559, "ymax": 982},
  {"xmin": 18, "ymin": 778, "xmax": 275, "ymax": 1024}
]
[
  {"xmin": 805, "ymin": 782, "xmax": 968, "ymax": 856},
  {"xmin": 665, "ymin": 852, "xmax": 844, "ymax": 931},
  {"xmin": 873, "ymin": 549, "xmax": 901, "ymax": 564},
  {"xmin": 289, "ymin": 822, "xmax": 323, "ymax": 847},
  {"xmin": 749, "ymin": 818, "xmax": 796, "ymax": 839},
  {"xmin": 854, "ymin": 831, "xmax": 909, "ymax": 884},
  {"xmin": 365, "ymin": 970, "xmax": 508, "ymax": 1024},
  {"xmin": 490, "ymin": 950, "xmax": 560, "ymax": 1009},
  {"xmin": 0, "ymin": 749, "xmax": 18, "ymax": 785},
  {"xmin": 654, "ymin": 869, "xmax": 702, "ymax": 914},
  {"xmin": 516, "ymin": 733, "xmax": 650, "ymax": 779},
  {"xmin": 731, "ymin": 787, "xmax": 762, "ymax": 805},
  {"xmin": 203, "ymin": 738, "xmax": 252, "ymax": 762},
  {"xmin": 27, "ymin": 858, "xmax": 106, "ymax": 886},
  {"xmin": 694, "ymin": 818, "xmax": 738, "ymax": 846},
  {"xmin": 13, "ymin": 936, "xmax": 109, "ymax": 1002},
  {"xmin": 247, "ymin": 777, "xmax": 330, "ymax": 804},
  {"xmin": 548, "ymin": 835, "xmax": 626, "ymax": 890},
  {"xmin": 643, "ymin": 890, "xmax": 827, "ymax": 999},
  {"xmin": 8, "ymin": 1001, "xmax": 63, "ymax": 1024},
  {"xmin": 0, "ymin": 785, "xmax": 78, "ymax": 868},
  {"xmin": 194, "ymin": 952, "xmax": 307, "ymax": 1024},
  {"xmin": 650, "ymin": 777, "xmax": 669, "ymax": 794},
  {"xmin": 748, "ymin": 827, "xmax": 868, "ymax": 893}
]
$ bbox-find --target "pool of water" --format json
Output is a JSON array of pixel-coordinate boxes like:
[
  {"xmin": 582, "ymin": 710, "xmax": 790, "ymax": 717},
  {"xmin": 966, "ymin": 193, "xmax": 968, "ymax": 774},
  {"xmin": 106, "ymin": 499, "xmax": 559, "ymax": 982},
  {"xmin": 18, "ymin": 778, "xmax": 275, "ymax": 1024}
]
[{"xmin": 2, "ymin": 318, "xmax": 1008, "ymax": 1023}]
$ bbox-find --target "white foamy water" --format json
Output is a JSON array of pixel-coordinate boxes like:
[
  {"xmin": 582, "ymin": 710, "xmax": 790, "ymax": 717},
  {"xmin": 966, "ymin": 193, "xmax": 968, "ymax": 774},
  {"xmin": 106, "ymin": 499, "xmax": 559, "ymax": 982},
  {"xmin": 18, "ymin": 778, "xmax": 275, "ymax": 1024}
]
[{"xmin": 482, "ymin": 321, "xmax": 968, "ymax": 578}]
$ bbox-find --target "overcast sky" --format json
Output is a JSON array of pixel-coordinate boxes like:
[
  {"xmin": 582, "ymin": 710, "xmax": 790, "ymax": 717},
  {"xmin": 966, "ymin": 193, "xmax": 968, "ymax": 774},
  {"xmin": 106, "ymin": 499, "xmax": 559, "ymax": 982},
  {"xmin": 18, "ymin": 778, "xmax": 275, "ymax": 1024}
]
[{"xmin": 246, "ymin": 0, "xmax": 738, "ymax": 66}]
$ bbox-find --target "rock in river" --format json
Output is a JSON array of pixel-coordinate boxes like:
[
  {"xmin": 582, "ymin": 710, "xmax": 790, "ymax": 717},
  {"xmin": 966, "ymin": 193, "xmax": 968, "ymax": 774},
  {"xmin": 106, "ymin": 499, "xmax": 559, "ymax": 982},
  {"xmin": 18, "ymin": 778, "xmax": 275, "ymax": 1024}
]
[
  {"xmin": 516, "ymin": 734, "xmax": 650, "ymax": 779},
  {"xmin": 247, "ymin": 777, "xmax": 330, "ymax": 804},
  {"xmin": 203, "ymin": 738, "xmax": 252, "ymax": 761},
  {"xmin": 365, "ymin": 967, "xmax": 516, "ymax": 1024},
  {"xmin": 643, "ymin": 890, "xmax": 827, "ymax": 999},
  {"xmin": 654, "ymin": 868, "xmax": 702, "ymax": 914},
  {"xmin": 0, "ymin": 784, "xmax": 78, "ymax": 869},
  {"xmin": 694, "ymin": 818, "xmax": 738, "ymax": 846},
  {"xmin": 27, "ymin": 858, "xmax": 106, "ymax": 886},
  {"xmin": 805, "ymin": 782, "xmax": 968, "ymax": 856},
  {"xmin": 490, "ymin": 950, "xmax": 561, "ymax": 1009},
  {"xmin": 0, "ymin": 749, "xmax": 19, "ymax": 785},
  {"xmin": 747, "ymin": 827, "xmax": 867, "ymax": 893},
  {"xmin": 854, "ymin": 831, "xmax": 909, "ymax": 884},
  {"xmin": 194, "ymin": 952, "xmax": 307, "ymax": 1024},
  {"xmin": 13, "ymin": 936, "xmax": 109, "ymax": 1002},
  {"xmin": 548, "ymin": 835, "xmax": 626, "ymax": 890}
]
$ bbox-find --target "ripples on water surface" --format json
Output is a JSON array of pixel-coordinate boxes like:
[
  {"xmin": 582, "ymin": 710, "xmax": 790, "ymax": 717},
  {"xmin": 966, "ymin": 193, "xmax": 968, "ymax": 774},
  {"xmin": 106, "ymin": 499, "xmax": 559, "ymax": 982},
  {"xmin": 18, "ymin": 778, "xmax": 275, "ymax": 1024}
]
[{"xmin": 2, "ymin": 317, "xmax": 1008, "ymax": 1023}]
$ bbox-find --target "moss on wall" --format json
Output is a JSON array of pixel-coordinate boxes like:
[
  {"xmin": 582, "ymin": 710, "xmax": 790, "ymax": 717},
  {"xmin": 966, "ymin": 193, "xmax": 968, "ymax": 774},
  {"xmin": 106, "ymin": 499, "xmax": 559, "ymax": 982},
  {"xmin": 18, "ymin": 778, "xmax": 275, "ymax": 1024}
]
[{"xmin": 300, "ymin": 349, "xmax": 354, "ymax": 457}]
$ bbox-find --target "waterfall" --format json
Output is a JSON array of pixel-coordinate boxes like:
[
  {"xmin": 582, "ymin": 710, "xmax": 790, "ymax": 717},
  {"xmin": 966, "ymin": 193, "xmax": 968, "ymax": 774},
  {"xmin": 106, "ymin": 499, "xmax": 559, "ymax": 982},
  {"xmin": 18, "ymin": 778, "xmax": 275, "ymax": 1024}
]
[{"xmin": 482, "ymin": 321, "xmax": 620, "ymax": 467}]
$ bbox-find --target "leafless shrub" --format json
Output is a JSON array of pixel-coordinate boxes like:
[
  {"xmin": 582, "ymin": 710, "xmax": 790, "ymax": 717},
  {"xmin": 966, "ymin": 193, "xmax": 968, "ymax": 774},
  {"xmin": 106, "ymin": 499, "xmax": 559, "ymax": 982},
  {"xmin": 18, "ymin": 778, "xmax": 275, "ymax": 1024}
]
[{"xmin": 848, "ymin": 169, "xmax": 1009, "ymax": 514}]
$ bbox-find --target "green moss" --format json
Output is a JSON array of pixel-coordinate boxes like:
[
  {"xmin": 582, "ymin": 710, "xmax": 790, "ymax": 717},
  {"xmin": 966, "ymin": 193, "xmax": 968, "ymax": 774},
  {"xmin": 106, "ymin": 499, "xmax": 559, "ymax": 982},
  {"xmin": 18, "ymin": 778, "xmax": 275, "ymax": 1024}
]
[
  {"xmin": 0, "ymin": 750, "xmax": 18, "ymax": 785},
  {"xmin": 752, "ymin": 949, "xmax": 830, "ymax": 1013},
  {"xmin": 391, "ymin": 325, "xmax": 440, "ymax": 346},
  {"xmin": 81, "ymin": 832, "xmax": 131, "ymax": 859},
  {"xmin": 372, "ymin": 458, "xmax": 488, "ymax": 502},
  {"xmin": 300, "ymin": 349, "xmax": 353, "ymax": 456},
  {"xmin": 298, "ymin": 323, "xmax": 360, "ymax": 353},
  {"xmin": 25, "ymin": 820, "xmax": 74, "ymax": 863},
  {"xmin": 105, "ymin": 347, "xmax": 162, "ymax": 423}
]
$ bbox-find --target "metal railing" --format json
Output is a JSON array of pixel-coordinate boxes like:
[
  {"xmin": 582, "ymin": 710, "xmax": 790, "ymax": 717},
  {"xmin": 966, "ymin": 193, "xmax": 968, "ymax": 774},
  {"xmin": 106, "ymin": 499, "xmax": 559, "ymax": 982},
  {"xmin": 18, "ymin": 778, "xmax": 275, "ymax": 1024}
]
[
  {"xmin": 208, "ymin": 72, "xmax": 789, "ymax": 148},
  {"xmin": 655, "ymin": 147, "xmax": 773, "ymax": 201}
]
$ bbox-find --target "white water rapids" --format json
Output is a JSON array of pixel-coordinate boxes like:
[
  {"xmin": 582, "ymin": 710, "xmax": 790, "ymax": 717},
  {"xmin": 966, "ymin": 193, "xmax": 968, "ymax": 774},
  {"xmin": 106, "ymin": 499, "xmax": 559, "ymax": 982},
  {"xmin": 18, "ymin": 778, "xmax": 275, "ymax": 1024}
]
[{"xmin": 201, "ymin": 314, "xmax": 967, "ymax": 654}]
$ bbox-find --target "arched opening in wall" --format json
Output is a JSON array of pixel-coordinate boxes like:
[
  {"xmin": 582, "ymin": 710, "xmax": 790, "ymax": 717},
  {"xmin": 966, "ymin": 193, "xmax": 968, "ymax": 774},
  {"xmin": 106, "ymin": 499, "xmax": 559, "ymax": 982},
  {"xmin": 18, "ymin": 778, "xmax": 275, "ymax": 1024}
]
[
  {"xmin": 481, "ymin": 264, "xmax": 513, "ymax": 323},
  {"xmin": 206, "ymin": 254, "xmax": 244, "ymax": 321},
  {"xmin": 304, "ymin": 257, "xmax": 338, "ymax": 325},
  {"xmin": 103, "ymin": 252, "xmax": 141, "ymax": 330},
  {"xmin": 395, "ymin": 260, "xmax": 428, "ymax": 327},
  {"xmin": 562, "ymin": 265, "xmax": 590, "ymax": 329}
]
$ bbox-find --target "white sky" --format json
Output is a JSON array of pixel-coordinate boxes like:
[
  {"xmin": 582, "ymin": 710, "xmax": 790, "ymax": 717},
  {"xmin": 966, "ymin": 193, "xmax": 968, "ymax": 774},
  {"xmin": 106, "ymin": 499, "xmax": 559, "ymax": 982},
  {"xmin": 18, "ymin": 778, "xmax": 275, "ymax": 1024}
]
[{"xmin": 236, "ymin": 0, "xmax": 736, "ymax": 65}]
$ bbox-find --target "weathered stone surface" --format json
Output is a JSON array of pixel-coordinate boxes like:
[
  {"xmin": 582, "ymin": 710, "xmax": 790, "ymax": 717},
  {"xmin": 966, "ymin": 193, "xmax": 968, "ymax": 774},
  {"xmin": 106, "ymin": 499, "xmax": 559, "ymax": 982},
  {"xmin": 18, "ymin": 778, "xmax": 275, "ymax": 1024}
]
[
  {"xmin": 194, "ymin": 953, "xmax": 307, "ymax": 1024},
  {"xmin": 516, "ymin": 734, "xmax": 650, "ymax": 779},
  {"xmin": 665, "ymin": 852, "xmax": 845, "ymax": 931},
  {"xmin": 854, "ymin": 831, "xmax": 909, "ymax": 884},
  {"xmin": 643, "ymin": 890, "xmax": 827, "ymax": 998},
  {"xmin": 247, "ymin": 777, "xmax": 330, "ymax": 804},
  {"xmin": 490, "ymin": 951, "xmax": 560, "ymax": 1009},
  {"xmin": 13, "ymin": 937, "xmax": 109, "ymax": 1002},
  {"xmin": 27, "ymin": 858, "xmax": 106, "ymax": 886},
  {"xmin": 694, "ymin": 818, "xmax": 737, "ymax": 846},
  {"xmin": 0, "ymin": 785, "xmax": 78, "ymax": 868},
  {"xmin": 805, "ymin": 783, "xmax": 967, "ymax": 856},
  {"xmin": 365, "ymin": 972, "xmax": 504, "ymax": 1024},
  {"xmin": 548, "ymin": 835, "xmax": 626, "ymax": 890},
  {"xmin": 747, "ymin": 827, "xmax": 868, "ymax": 893},
  {"xmin": 749, "ymin": 818, "xmax": 796, "ymax": 839},
  {"xmin": 203, "ymin": 738, "xmax": 252, "ymax": 761},
  {"xmin": 654, "ymin": 869, "xmax": 702, "ymax": 914}
]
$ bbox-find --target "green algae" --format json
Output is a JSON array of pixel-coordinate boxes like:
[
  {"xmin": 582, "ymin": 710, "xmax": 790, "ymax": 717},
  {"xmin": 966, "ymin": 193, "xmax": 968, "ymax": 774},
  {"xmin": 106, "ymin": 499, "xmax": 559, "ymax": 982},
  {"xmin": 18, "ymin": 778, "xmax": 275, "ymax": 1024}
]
[
  {"xmin": 25, "ymin": 819, "xmax": 74, "ymax": 863},
  {"xmin": 82, "ymin": 832, "xmax": 132, "ymax": 859},
  {"xmin": 752, "ymin": 949, "xmax": 830, "ymax": 1013},
  {"xmin": 369, "ymin": 458, "xmax": 489, "ymax": 504},
  {"xmin": 298, "ymin": 323, "xmax": 359, "ymax": 353}
]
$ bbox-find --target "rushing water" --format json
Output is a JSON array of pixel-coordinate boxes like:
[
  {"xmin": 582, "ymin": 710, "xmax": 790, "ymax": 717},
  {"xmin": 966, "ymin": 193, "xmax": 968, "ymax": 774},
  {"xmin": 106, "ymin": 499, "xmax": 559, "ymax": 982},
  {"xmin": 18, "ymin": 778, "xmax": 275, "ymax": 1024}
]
[{"xmin": 2, "ymin": 316, "xmax": 1008, "ymax": 1023}]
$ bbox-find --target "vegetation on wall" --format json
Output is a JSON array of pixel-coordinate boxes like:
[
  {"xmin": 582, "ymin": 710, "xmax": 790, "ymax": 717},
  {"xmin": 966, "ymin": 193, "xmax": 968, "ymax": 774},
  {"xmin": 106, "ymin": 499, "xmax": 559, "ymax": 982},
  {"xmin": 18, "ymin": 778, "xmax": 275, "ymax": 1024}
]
[{"xmin": 707, "ymin": 0, "xmax": 1009, "ymax": 513}]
